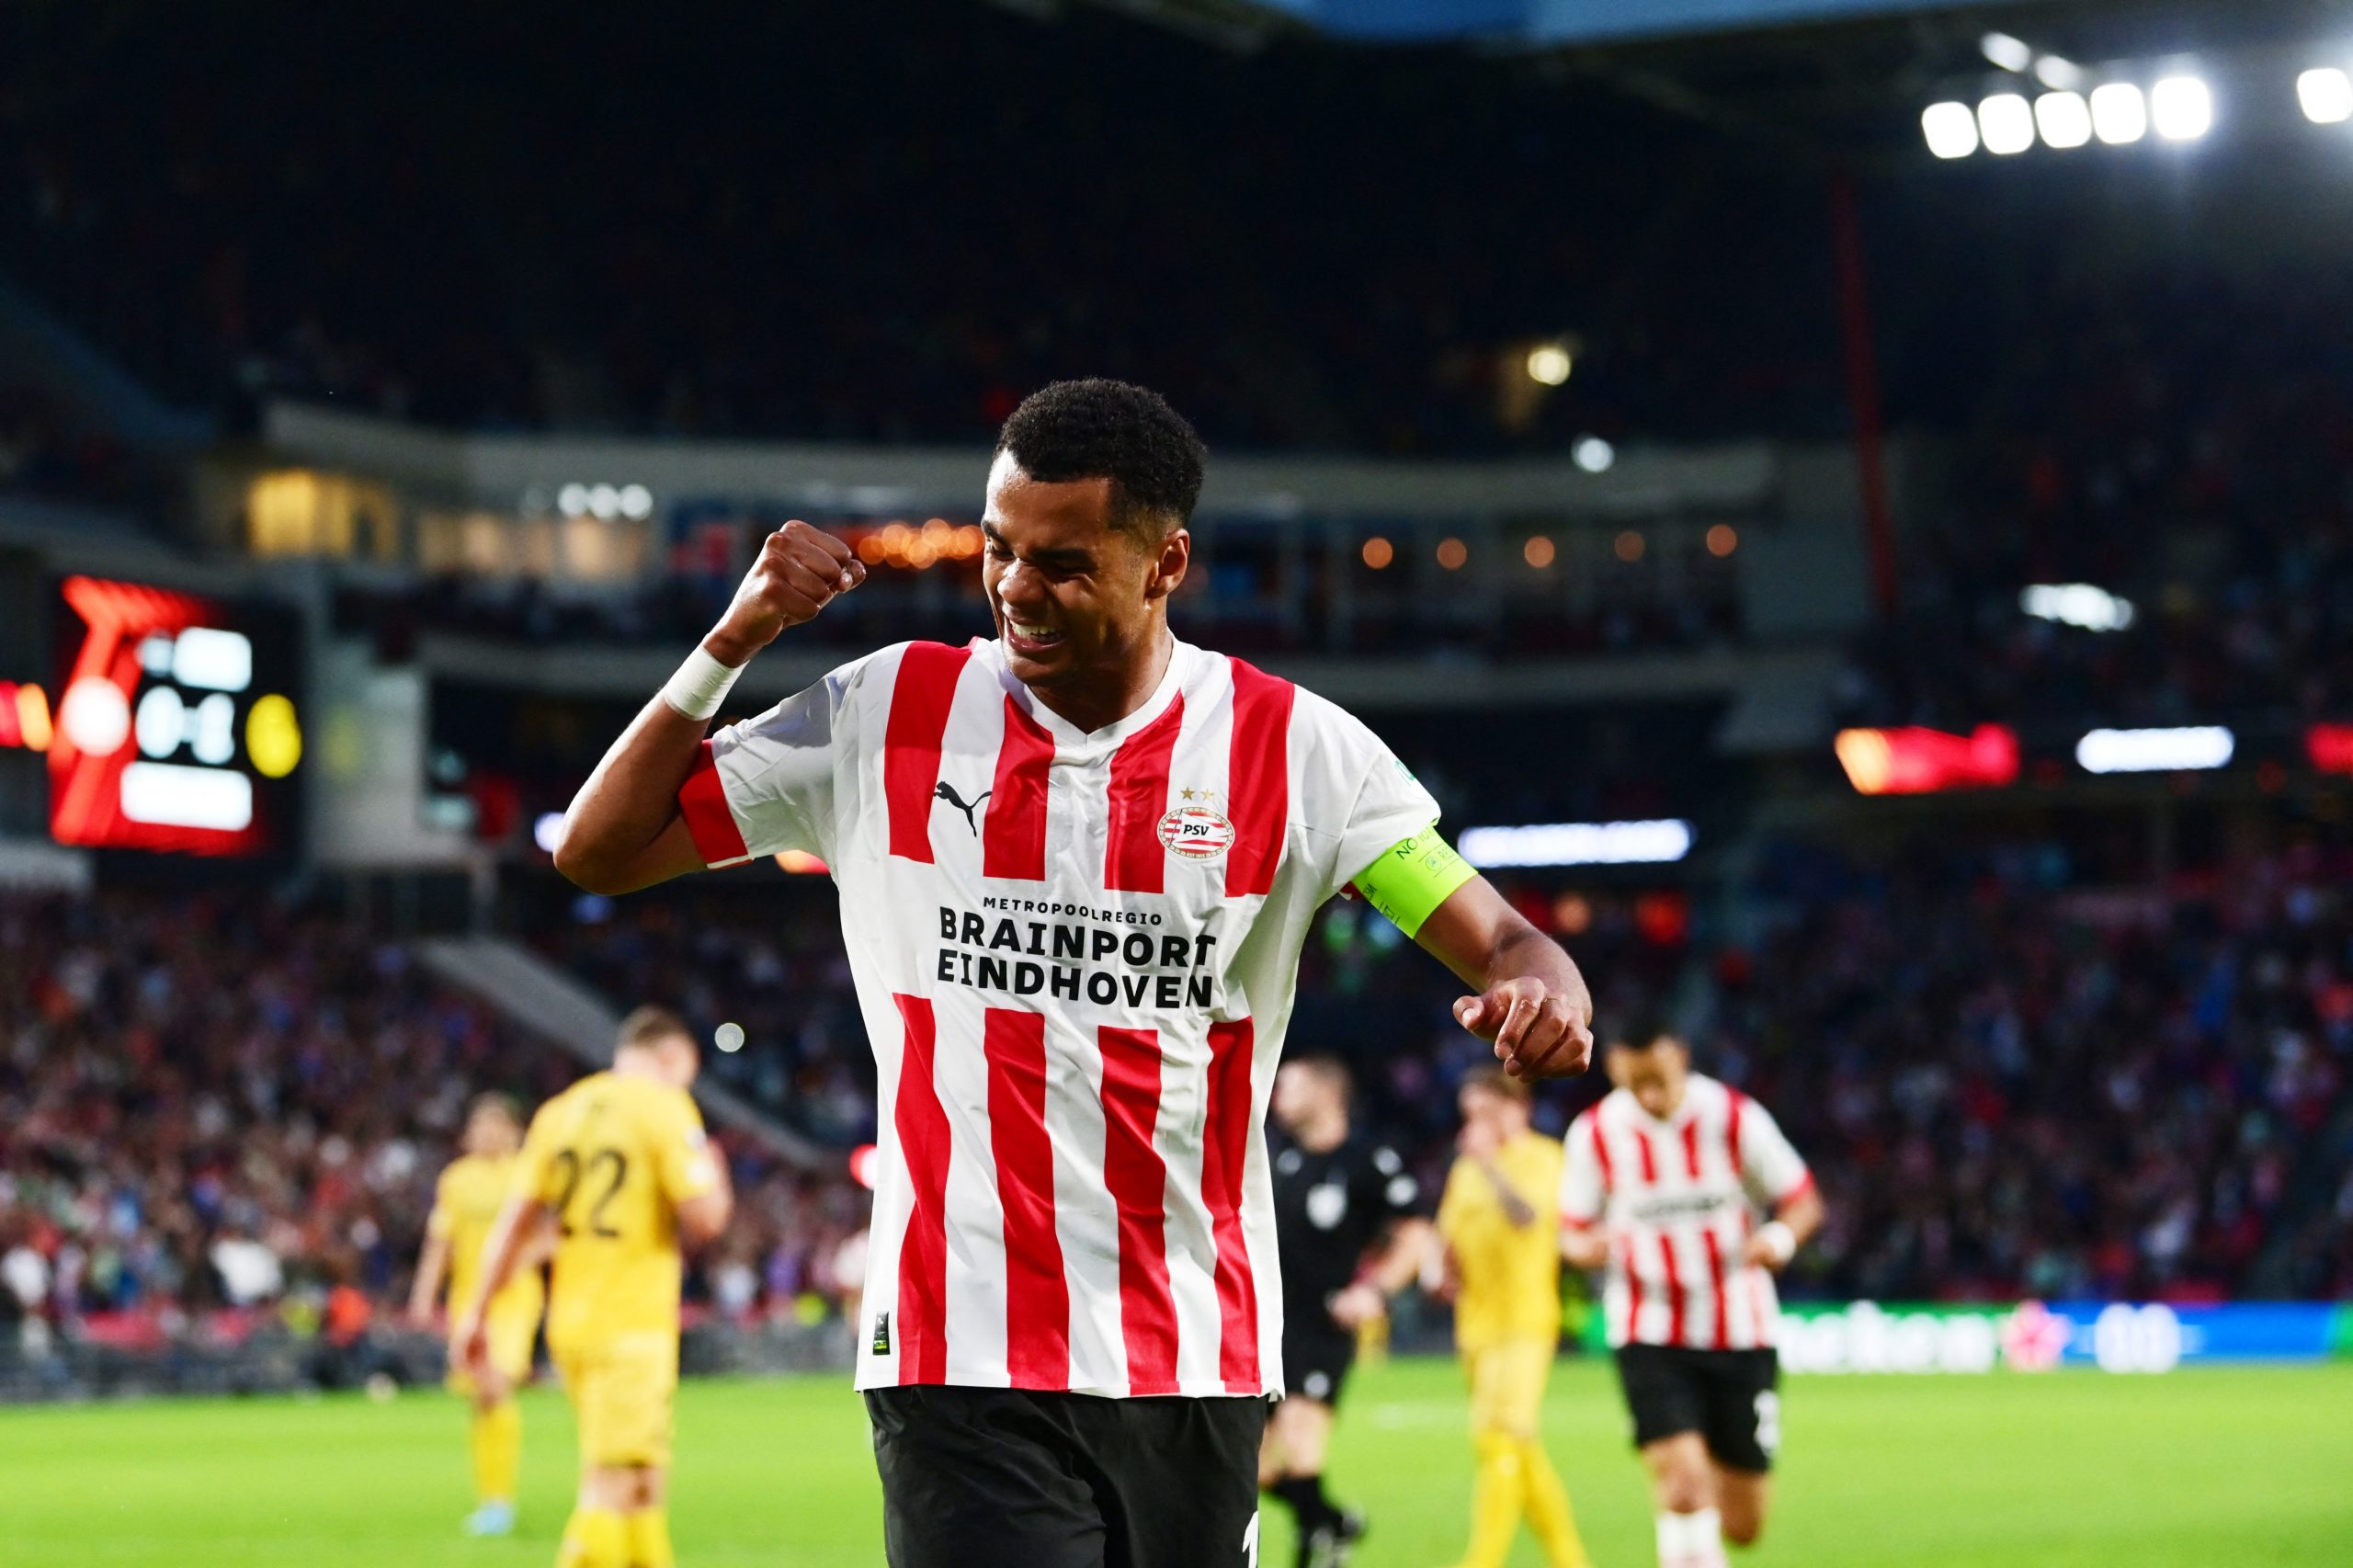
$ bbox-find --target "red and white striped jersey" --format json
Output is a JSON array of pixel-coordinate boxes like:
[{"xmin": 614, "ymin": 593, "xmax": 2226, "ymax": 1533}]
[
  {"xmin": 678, "ymin": 638, "xmax": 1438, "ymax": 1398},
  {"xmin": 1559, "ymin": 1075, "xmax": 1813, "ymax": 1351}
]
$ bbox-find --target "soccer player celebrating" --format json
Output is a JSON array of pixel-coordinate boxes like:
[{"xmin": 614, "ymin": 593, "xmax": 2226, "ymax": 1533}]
[
  {"xmin": 551, "ymin": 379, "xmax": 1594, "ymax": 1568},
  {"xmin": 407, "ymin": 1093, "xmax": 547, "ymax": 1538},
  {"xmin": 1262, "ymin": 1054, "xmax": 1434, "ymax": 1568},
  {"xmin": 1435, "ymin": 1068, "xmax": 1594, "ymax": 1568},
  {"xmin": 458, "ymin": 1007, "xmax": 734, "ymax": 1568},
  {"xmin": 1559, "ymin": 1022, "xmax": 1822, "ymax": 1568}
]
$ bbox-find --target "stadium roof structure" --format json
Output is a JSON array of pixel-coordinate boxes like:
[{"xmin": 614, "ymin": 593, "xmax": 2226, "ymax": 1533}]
[{"xmin": 1213, "ymin": 0, "xmax": 2034, "ymax": 47}]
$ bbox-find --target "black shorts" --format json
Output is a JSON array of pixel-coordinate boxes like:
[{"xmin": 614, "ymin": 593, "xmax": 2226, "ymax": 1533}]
[
  {"xmin": 1280, "ymin": 1325, "xmax": 1355, "ymax": 1406},
  {"xmin": 867, "ymin": 1385, "xmax": 1268, "ymax": 1568},
  {"xmin": 1612, "ymin": 1345, "xmax": 1780, "ymax": 1473}
]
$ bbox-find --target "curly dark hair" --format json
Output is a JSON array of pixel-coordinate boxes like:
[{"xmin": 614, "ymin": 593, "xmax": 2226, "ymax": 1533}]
[{"xmin": 995, "ymin": 378, "xmax": 1208, "ymax": 543}]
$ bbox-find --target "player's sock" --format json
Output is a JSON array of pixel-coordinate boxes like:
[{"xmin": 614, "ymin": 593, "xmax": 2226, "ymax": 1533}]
[
  {"xmin": 472, "ymin": 1399, "xmax": 523, "ymax": 1506},
  {"xmin": 557, "ymin": 1506, "xmax": 629, "ymax": 1568},
  {"xmin": 1517, "ymin": 1440, "xmax": 1591, "ymax": 1568},
  {"xmin": 1272, "ymin": 1472, "xmax": 1341, "ymax": 1538},
  {"xmin": 1654, "ymin": 1508, "xmax": 1729, "ymax": 1568},
  {"xmin": 1459, "ymin": 1433, "xmax": 1526, "ymax": 1568},
  {"xmin": 623, "ymin": 1506, "xmax": 676, "ymax": 1568}
]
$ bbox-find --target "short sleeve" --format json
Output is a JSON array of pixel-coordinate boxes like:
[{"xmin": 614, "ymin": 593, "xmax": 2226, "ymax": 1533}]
[
  {"xmin": 679, "ymin": 654, "xmax": 873, "ymax": 869},
  {"xmin": 511, "ymin": 1103, "xmax": 564, "ymax": 1207},
  {"xmin": 651, "ymin": 1091, "xmax": 723, "ymax": 1207},
  {"xmin": 1736, "ymin": 1096, "xmax": 1812, "ymax": 1208},
  {"xmin": 1368, "ymin": 1144, "xmax": 1421, "ymax": 1220},
  {"xmin": 425, "ymin": 1170, "xmax": 455, "ymax": 1239},
  {"xmin": 1292, "ymin": 689, "xmax": 1441, "ymax": 902},
  {"xmin": 1560, "ymin": 1113, "xmax": 1605, "ymax": 1228}
]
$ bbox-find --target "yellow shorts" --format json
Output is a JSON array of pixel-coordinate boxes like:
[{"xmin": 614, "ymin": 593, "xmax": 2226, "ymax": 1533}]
[
  {"xmin": 1462, "ymin": 1336, "xmax": 1557, "ymax": 1439},
  {"xmin": 555, "ymin": 1334, "xmax": 679, "ymax": 1470},
  {"xmin": 448, "ymin": 1301, "xmax": 539, "ymax": 1398}
]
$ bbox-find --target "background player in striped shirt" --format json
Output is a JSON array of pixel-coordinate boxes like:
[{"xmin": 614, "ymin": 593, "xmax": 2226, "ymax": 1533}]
[
  {"xmin": 458, "ymin": 1007, "xmax": 733, "ymax": 1568},
  {"xmin": 1560, "ymin": 1022, "xmax": 1823, "ymax": 1568},
  {"xmin": 1434, "ymin": 1068, "xmax": 1593, "ymax": 1568},
  {"xmin": 550, "ymin": 379, "xmax": 1596, "ymax": 1568},
  {"xmin": 406, "ymin": 1094, "xmax": 548, "ymax": 1539}
]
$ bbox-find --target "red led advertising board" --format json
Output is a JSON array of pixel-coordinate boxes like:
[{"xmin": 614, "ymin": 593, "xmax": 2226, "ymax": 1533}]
[{"xmin": 49, "ymin": 576, "xmax": 303, "ymax": 856}]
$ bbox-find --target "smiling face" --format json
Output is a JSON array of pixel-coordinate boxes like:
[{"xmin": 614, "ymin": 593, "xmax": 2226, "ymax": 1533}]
[{"xmin": 982, "ymin": 449, "xmax": 1189, "ymax": 703}]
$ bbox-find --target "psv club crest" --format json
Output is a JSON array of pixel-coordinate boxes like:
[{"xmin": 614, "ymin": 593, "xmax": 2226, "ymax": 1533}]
[{"xmin": 1158, "ymin": 788, "xmax": 1235, "ymax": 863}]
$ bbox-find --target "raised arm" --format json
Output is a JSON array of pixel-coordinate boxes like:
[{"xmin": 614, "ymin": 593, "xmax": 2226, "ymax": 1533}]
[
  {"xmin": 1413, "ymin": 875, "xmax": 1594, "ymax": 1081},
  {"xmin": 552, "ymin": 521, "xmax": 864, "ymax": 894}
]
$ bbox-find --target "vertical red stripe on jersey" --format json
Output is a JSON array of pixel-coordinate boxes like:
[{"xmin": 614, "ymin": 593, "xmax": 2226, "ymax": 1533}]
[
  {"xmin": 1726, "ymin": 1088, "xmax": 1748, "ymax": 1175},
  {"xmin": 983, "ymin": 697, "xmax": 1055, "ymax": 881},
  {"xmin": 676, "ymin": 740, "xmax": 751, "ymax": 866},
  {"xmin": 891, "ymin": 994, "xmax": 952, "ymax": 1385},
  {"xmin": 1620, "ymin": 1226, "xmax": 1646, "ymax": 1344},
  {"xmin": 1633, "ymin": 1127, "xmax": 1659, "ymax": 1186},
  {"xmin": 1097, "ymin": 1026, "xmax": 1180, "ymax": 1393},
  {"xmin": 1702, "ymin": 1228, "xmax": 1731, "ymax": 1351},
  {"xmin": 1590, "ymin": 1116, "xmax": 1616, "ymax": 1192},
  {"xmin": 1103, "ymin": 697, "xmax": 1186, "ymax": 893},
  {"xmin": 1202, "ymin": 1019, "xmax": 1261, "ymax": 1392},
  {"xmin": 1657, "ymin": 1233, "xmax": 1687, "ymax": 1347},
  {"xmin": 983, "ymin": 1007, "xmax": 1068, "ymax": 1389},
  {"xmin": 883, "ymin": 642, "xmax": 973, "ymax": 863},
  {"xmin": 1223, "ymin": 661, "xmax": 1294, "ymax": 897},
  {"xmin": 1680, "ymin": 1119, "xmax": 1703, "ymax": 1181}
]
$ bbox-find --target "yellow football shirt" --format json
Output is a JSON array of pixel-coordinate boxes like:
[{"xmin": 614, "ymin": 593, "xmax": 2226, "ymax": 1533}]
[
  {"xmin": 1437, "ymin": 1131, "xmax": 1565, "ymax": 1351},
  {"xmin": 429, "ymin": 1153, "xmax": 545, "ymax": 1331},
  {"xmin": 513, "ymin": 1071, "xmax": 722, "ymax": 1356}
]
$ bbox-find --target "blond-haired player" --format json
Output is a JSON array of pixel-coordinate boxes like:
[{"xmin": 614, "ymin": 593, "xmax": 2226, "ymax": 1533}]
[
  {"xmin": 409, "ymin": 1094, "xmax": 548, "ymax": 1537},
  {"xmin": 1435, "ymin": 1068, "xmax": 1592, "ymax": 1568},
  {"xmin": 459, "ymin": 1007, "xmax": 733, "ymax": 1568}
]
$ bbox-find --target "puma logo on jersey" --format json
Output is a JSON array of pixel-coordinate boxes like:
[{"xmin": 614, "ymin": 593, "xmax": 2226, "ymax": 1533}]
[{"xmin": 934, "ymin": 781, "xmax": 992, "ymax": 836}]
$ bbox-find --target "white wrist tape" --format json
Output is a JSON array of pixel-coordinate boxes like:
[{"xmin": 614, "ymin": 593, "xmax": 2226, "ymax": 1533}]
[
  {"xmin": 662, "ymin": 645, "xmax": 744, "ymax": 722},
  {"xmin": 1757, "ymin": 1220, "xmax": 1797, "ymax": 1267}
]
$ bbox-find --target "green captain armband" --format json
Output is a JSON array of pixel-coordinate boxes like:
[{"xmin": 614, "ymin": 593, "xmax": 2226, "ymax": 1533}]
[{"xmin": 1351, "ymin": 824, "xmax": 1476, "ymax": 937}]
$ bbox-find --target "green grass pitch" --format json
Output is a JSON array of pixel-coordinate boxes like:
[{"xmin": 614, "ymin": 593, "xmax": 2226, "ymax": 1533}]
[{"xmin": 3, "ymin": 1358, "xmax": 2348, "ymax": 1566}]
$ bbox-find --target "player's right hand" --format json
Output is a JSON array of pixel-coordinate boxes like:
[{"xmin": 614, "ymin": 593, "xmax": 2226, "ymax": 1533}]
[
  {"xmin": 450, "ymin": 1309, "xmax": 490, "ymax": 1375},
  {"xmin": 705, "ymin": 521, "xmax": 866, "ymax": 665}
]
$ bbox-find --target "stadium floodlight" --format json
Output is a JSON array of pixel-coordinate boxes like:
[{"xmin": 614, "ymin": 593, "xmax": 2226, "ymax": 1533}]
[
  {"xmin": 1922, "ymin": 101, "xmax": 1980, "ymax": 158},
  {"xmin": 1980, "ymin": 32, "xmax": 2033, "ymax": 73},
  {"xmin": 1526, "ymin": 343, "xmax": 1572, "ymax": 386},
  {"xmin": 1573, "ymin": 435, "xmax": 1616, "ymax": 472},
  {"xmin": 2075, "ymin": 725, "xmax": 2234, "ymax": 774},
  {"xmin": 2020, "ymin": 583, "xmax": 2133, "ymax": 631},
  {"xmin": 1458, "ymin": 819, "xmax": 1694, "ymax": 868},
  {"xmin": 2090, "ymin": 83, "xmax": 2148, "ymax": 143},
  {"xmin": 557, "ymin": 483, "xmax": 589, "ymax": 517},
  {"xmin": 2299, "ymin": 67, "xmax": 2353, "ymax": 124},
  {"xmin": 533, "ymin": 812, "xmax": 564, "ymax": 854},
  {"xmin": 2034, "ymin": 55, "xmax": 2085, "ymax": 91},
  {"xmin": 2034, "ymin": 92, "xmax": 2093, "ymax": 149},
  {"xmin": 619, "ymin": 483, "xmax": 654, "ymax": 519},
  {"xmin": 1977, "ymin": 94, "xmax": 2036, "ymax": 154},
  {"xmin": 2151, "ymin": 75, "xmax": 2212, "ymax": 141}
]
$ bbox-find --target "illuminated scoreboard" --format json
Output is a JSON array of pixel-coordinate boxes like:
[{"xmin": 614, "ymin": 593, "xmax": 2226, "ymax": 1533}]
[{"xmin": 49, "ymin": 576, "xmax": 303, "ymax": 856}]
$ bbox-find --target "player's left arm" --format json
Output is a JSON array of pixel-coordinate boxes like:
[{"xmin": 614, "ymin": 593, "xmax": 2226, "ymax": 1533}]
[
  {"xmin": 1351, "ymin": 827, "xmax": 1593, "ymax": 1080},
  {"xmin": 1736, "ymin": 1099, "xmax": 1823, "ymax": 1271},
  {"xmin": 404, "ymin": 1228, "xmax": 450, "ymax": 1330}
]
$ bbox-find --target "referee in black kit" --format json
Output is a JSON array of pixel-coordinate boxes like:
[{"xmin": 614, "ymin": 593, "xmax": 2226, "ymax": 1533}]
[{"xmin": 1261, "ymin": 1055, "xmax": 1435, "ymax": 1568}]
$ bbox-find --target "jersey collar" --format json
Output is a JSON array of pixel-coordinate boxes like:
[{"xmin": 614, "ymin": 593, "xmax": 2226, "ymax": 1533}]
[{"xmin": 991, "ymin": 636, "xmax": 1196, "ymax": 756}]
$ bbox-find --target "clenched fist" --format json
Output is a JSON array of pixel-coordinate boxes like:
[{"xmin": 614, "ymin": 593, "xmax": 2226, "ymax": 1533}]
[
  {"xmin": 704, "ymin": 522, "xmax": 866, "ymax": 665},
  {"xmin": 1453, "ymin": 975, "xmax": 1593, "ymax": 1081}
]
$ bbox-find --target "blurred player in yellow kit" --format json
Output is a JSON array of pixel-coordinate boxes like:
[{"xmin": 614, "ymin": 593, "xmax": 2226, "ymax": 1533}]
[
  {"xmin": 460, "ymin": 1007, "xmax": 733, "ymax": 1568},
  {"xmin": 409, "ymin": 1094, "xmax": 549, "ymax": 1538},
  {"xmin": 1435, "ymin": 1068, "xmax": 1592, "ymax": 1568}
]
